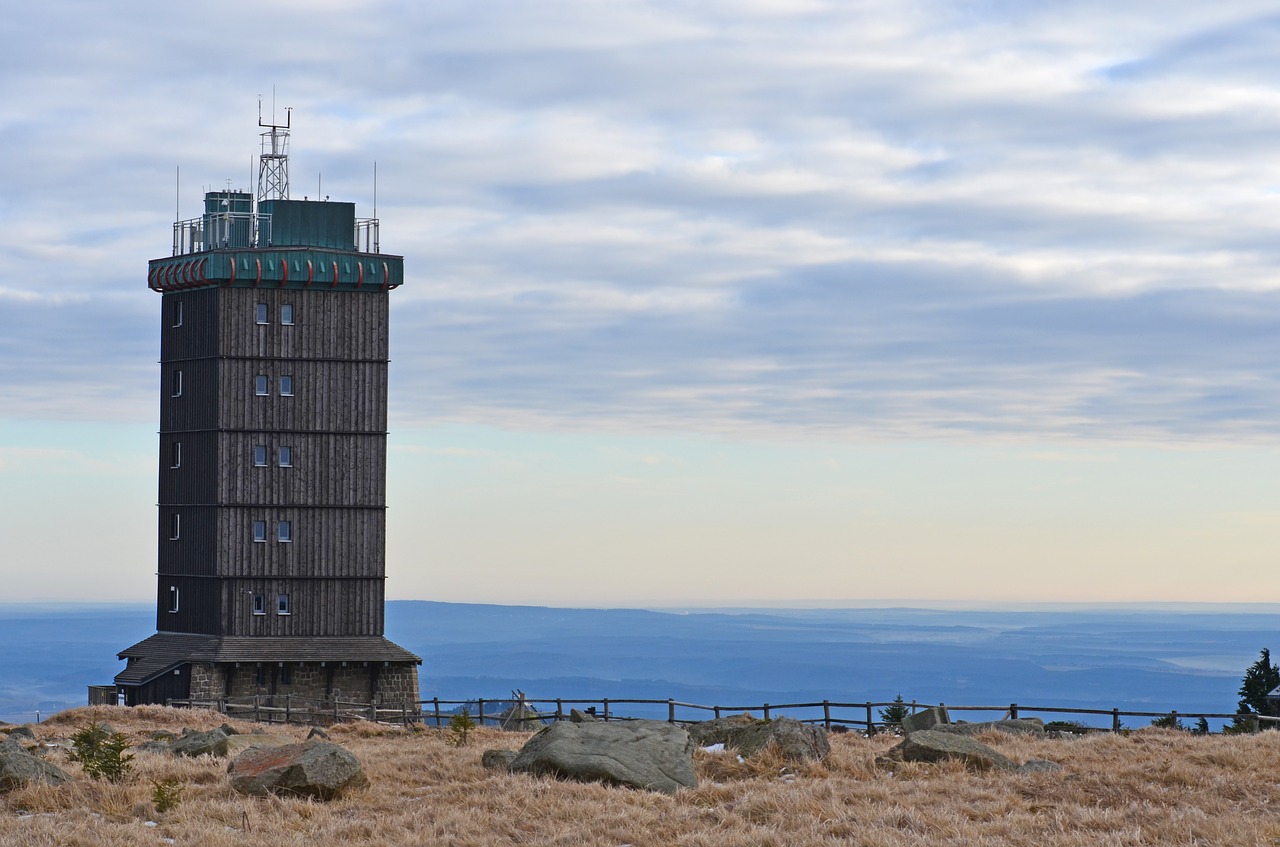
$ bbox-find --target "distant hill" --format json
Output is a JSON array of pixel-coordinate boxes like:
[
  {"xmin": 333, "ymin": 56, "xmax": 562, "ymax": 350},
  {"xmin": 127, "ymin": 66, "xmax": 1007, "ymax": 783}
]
[{"xmin": 1, "ymin": 600, "xmax": 1271, "ymax": 726}]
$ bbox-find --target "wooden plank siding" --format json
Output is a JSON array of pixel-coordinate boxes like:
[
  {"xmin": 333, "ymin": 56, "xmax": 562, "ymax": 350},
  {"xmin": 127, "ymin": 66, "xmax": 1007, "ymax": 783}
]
[
  {"xmin": 219, "ymin": 578, "xmax": 385, "ymax": 637},
  {"xmin": 156, "ymin": 281, "xmax": 393, "ymax": 641}
]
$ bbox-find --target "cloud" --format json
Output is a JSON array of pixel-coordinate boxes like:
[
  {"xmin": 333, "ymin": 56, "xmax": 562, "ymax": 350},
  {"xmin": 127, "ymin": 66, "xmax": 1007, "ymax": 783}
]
[{"xmin": 4, "ymin": 0, "xmax": 1280, "ymax": 445}]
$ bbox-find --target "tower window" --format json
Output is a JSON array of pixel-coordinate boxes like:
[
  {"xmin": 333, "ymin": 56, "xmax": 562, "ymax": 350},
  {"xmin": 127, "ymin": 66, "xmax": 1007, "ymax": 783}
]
[
  {"xmin": 277, "ymin": 594, "xmax": 291, "ymax": 615},
  {"xmin": 254, "ymin": 445, "xmax": 267, "ymax": 467},
  {"xmin": 281, "ymin": 304, "xmax": 294, "ymax": 325},
  {"xmin": 170, "ymin": 441, "xmax": 182, "ymax": 469},
  {"xmin": 171, "ymin": 370, "xmax": 183, "ymax": 397},
  {"xmin": 254, "ymin": 375, "xmax": 268, "ymax": 395},
  {"xmin": 168, "ymin": 586, "xmax": 179, "ymax": 613},
  {"xmin": 252, "ymin": 594, "xmax": 266, "ymax": 615},
  {"xmin": 169, "ymin": 513, "xmax": 180, "ymax": 541},
  {"xmin": 173, "ymin": 300, "xmax": 183, "ymax": 328},
  {"xmin": 256, "ymin": 303, "xmax": 269, "ymax": 324},
  {"xmin": 279, "ymin": 375, "xmax": 293, "ymax": 396},
  {"xmin": 253, "ymin": 520, "xmax": 267, "ymax": 543},
  {"xmin": 278, "ymin": 446, "xmax": 292, "ymax": 467},
  {"xmin": 278, "ymin": 520, "xmax": 292, "ymax": 543}
]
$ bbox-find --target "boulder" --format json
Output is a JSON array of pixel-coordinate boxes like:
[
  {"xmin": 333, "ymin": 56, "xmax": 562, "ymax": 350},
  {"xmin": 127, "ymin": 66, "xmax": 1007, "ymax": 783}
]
[
  {"xmin": 228, "ymin": 741, "xmax": 368, "ymax": 799},
  {"xmin": 306, "ymin": 727, "xmax": 330, "ymax": 740},
  {"xmin": 170, "ymin": 728, "xmax": 230, "ymax": 758},
  {"xmin": 685, "ymin": 714, "xmax": 759, "ymax": 746},
  {"xmin": 226, "ymin": 734, "xmax": 295, "ymax": 755},
  {"xmin": 482, "ymin": 749, "xmax": 518, "ymax": 771},
  {"xmin": 901, "ymin": 706, "xmax": 950, "ymax": 736},
  {"xmin": 721, "ymin": 717, "xmax": 830, "ymax": 762},
  {"xmin": 879, "ymin": 729, "xmax": 1017, "ymax": 772},
  {"xmin": 0, "ymin": 737, "xmax": 71, "ymax": 791},
  {"xmin": 6, "ymin": 726, "xmax": 36, "ymax": 742},
  {"xmin": 509, "ymin": 720, "xmax": 696, "ymax": 794},
  {"xmin": 933, "ymin": 719, "xmax": 1045, "ymax": 738},
  {"xmin": 568, "ymin": 708, "xmax": 597, "ymax": 723}
]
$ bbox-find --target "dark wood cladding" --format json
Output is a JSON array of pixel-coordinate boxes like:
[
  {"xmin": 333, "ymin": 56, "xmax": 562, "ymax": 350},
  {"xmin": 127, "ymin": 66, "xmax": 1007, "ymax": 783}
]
[
  {"xmin": 154, "ymin": 573, "xmax": 220, "ymax": 634},
  {"xmin": 219, "ymin": 578, "xmax": 385, "ymax": 637},
  {"xmin": 215, "ymin": 433, "xmax": 386, "ymax": 506},
  {"xmin": 161, "ymin": 288, "xmax": 389, "ymax": 363},
  {"xmin": 155, "ymin": 273, "xmax": 393, "ymax": 641},
  {"xmin": 213, "ymin": 507, "xmax": 385, "ymax": 579}
]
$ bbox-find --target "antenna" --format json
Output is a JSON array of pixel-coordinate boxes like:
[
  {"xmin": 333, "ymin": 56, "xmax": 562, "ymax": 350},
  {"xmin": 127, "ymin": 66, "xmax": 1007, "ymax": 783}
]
[
  {"xmin": 256, "ymin": 93, "xmax": 291, "ymax": 203},
  {"xmin": 373, "ymin": 161, "xmax": 377, "ymax": 219},
  {"xmin": 175, "ymin": 165, "xmax": 180, "ymax": 223}
]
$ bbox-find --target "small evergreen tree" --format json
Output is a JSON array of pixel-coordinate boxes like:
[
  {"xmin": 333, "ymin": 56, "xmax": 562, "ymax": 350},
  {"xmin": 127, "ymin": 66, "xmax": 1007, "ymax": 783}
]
[
  {"xmin": 879, "ymin": 693, "xmax": 910, "ymax": 726},
  {"xmin": 68, "ymin": 722, "xmax": 134, "ymax": 783},
  {"xmin": 1226, "ymin": 648, "xmax": 1280, "ymax": 733}
]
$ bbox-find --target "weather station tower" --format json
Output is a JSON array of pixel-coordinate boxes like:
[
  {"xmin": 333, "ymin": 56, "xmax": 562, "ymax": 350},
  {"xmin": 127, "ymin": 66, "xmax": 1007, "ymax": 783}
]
[{"xmin": 113, "ymin": 109, "xmax": 421, "ymax": 712}]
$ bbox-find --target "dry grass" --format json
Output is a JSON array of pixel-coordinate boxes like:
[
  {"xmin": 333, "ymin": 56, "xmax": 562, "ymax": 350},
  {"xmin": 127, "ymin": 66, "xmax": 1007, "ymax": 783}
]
[{"xmin": 4, "ymin": 707, "xmax": 1280, "ymax": 846}]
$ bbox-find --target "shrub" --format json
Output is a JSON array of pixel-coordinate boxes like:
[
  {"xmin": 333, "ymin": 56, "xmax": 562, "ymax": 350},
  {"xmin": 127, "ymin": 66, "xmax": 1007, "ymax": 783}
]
[
  {"xmin": 68, "ymin": 722, "xmax": 134, "ymax": 783},
  {"xmin": 446, "ymin": 709, "xmax": 476, "ymax": 747},
  {"xmin": 151, "ymin": 778, "xmax": 183, "ymax": 813},
  {"xmin": 1150, "ymin": 713, "xmax": 1186, "ymax": 731}
]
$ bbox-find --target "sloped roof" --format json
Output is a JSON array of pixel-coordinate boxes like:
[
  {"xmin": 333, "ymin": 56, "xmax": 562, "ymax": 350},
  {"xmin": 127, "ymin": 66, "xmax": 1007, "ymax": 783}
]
[{"xmin": 115, "ymin": 633, "xmax": 420, "ymax": 687}]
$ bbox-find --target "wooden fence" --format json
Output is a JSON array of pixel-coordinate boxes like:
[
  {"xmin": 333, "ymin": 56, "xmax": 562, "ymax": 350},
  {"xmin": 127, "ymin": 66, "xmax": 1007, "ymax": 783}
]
[{"xmin": 165, "ymin": 693, "xmax": 1280, "ymax": 735}]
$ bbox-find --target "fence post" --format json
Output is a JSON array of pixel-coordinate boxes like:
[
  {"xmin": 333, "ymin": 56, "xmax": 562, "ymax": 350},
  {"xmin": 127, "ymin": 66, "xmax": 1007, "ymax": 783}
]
[
  {"xmin": 1010, "ymin": 703, "xmax": 1018, "ymax": 720},
  {"xmin": 369, "ymin": 700, "xmax": 377, "ymax": 722},
  {"xmin": 865, "ymin": 702, "xmax": 874, "ymax": 737},
  {"xmin": 254, "ymin": 694, "xmax": 260, "ymax": 723},
  {"xmin": 714, "ymin": 706, "xmax": 722, "ymax": 719},
  {"xmin": 668, "ymin": 699, "xmax": 676, "ymax": 723},
  {"xmin": 433, "ymin": 697, "xmax": 441, "ymax": 728},
  {"xmin": 556, "ymin": 699, "xmax": 563, "ymax": 721},
  {"xmin": 1171, "ymin": 710, "xmax": 1178, "ymax": 728},
  {"xmin": 1249, "ymin": 714, "xmax": 1260, "ymax": 734},
  {"xmin": 334, "ymin": 699, "xmax": 339, "ymax": 723},
  {"xmin": 603, "ymin": 699, "xmax": 610, "ymax": 721},
  {"xmin": 1112, "ymin": 708, "xmax": 1121, "ymax": 733},
  {"xmin": 402, "ymin": 701, "xmax": 408, "ymax": 726},
  {"xmin": 478, "ymin": 699, "xmax": 485, "ymax": 727},
  {"xmin": 911, "ymin": 699, "xmax": 917, "ymax": 714},
  {"xmin": 763, "ymin": 703, "xmax": 771, "ymax": 720},
  {"xmin": 824, "ymin": 700, "xmax": 831, "ymax": 731},
  {"xmin": 286, "ymin": 694, "xmax": 291, "ymax": 725}
]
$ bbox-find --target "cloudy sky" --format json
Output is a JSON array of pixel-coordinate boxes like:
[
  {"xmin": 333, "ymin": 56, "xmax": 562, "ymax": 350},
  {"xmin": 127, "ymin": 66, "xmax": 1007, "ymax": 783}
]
[{"xmin": 4, "ymin": 1, "xmax": 1280, "ymax": 607}]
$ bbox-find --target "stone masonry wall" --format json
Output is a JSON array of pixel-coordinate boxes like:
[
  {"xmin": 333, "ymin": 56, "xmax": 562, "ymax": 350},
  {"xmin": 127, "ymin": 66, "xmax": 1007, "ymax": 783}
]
[{"xmin": 187, "ymin": 661, "xmax": 419, "ymax": 712}]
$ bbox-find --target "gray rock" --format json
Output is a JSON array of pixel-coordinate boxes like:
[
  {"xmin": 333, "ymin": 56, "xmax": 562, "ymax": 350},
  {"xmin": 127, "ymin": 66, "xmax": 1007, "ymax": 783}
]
[
  {"xmin": 170, "ymin": 728, "xmax": 230, "ymax": 758},
  {"xmin": 219, "ymin": 723, "xmax": 240, "ymax": 736},
  {"xmin": 7, "ymin": 726, "xmax": 36, "ymax": 741},
  {"xmin": 0, "ymin": 739, "xmax": 71, "ymax": 791},
  {"xmin": 482, "ymin": 749, "xmax": 518, "ymax": 771},
  {"xmin": 228, "ymin": 741, "xmax": 368, "ymax": 800},
  {"xmin": 150, "ymin": 730, "xmax": 178, "ymax": 742},
  {"xmin": 901, "ymin": 706, "xmax": 950, "ymax": 736},
  {"xmin": 720, "ymin": 717, "xmax": 830, "ymax": 762},
  {"xmin": 510, "ymin": 719, "xmax": 696, "ymax": 794},
  {"xmin": 685, "ymin": 714, "xmax": 760, "ymax": 746},
  {"xmin": 568, "ymin": 708, "xmax": 597, "ymax": 723},
  {"xmin": 1018, "ymin": 759, "xmax": 1064, "ymax": 774},
  {"xmin": 880, "ymin": 729, "xmax": 1017, "ymax": 771},
  {"xmin": 306, "ymin": 726, "xmax": 330, "ymax": 740},
  {"xmin": 933, "ymin": 718, "xmax": 1046, "ymax": 738}
]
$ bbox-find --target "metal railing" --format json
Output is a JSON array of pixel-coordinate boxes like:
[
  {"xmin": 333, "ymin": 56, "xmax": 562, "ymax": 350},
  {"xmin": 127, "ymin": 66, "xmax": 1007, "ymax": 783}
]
[{"xmin": 172, "ymin": 213, "xmax": 272, "ymax": 256}]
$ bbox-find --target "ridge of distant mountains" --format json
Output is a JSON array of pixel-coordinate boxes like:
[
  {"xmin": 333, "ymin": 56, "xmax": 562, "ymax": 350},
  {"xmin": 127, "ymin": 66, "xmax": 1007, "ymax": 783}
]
[{"xmin": 1, "ymin": 600, "xmax": 1274, "ymax": 726}]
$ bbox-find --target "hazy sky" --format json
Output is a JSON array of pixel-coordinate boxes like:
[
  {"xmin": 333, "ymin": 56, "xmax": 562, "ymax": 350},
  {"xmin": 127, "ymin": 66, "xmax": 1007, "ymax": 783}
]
[{"xmin": 4, "ymin": 1, "xmax": 1280, "ymax": 606}]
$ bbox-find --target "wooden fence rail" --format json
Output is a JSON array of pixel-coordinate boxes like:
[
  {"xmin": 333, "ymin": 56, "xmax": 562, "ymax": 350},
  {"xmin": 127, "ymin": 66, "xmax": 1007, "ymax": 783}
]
[{"xmin": 165, "ymin": 693, "xmax": 1280, "ymax": 735}]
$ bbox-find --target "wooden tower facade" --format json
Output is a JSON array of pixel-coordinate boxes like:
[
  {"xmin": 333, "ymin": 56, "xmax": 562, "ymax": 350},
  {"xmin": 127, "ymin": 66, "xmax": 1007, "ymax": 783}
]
[{"xmin": 115, "ymin": 142, "xmax": 420, "ymax": 708}]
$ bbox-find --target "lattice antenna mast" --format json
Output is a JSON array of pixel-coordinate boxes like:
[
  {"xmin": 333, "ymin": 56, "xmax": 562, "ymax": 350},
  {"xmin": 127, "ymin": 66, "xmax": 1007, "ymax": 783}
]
[{"xmin": 257, "ymin": 97, "xmax": 291, "ymax": 203}]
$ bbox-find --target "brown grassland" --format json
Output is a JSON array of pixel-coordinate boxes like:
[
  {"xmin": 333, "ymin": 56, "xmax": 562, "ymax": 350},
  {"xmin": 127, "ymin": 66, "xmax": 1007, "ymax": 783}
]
[{"xmin": 3, "ymin": 705, "xmax": 1280, "ymax": 846}]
